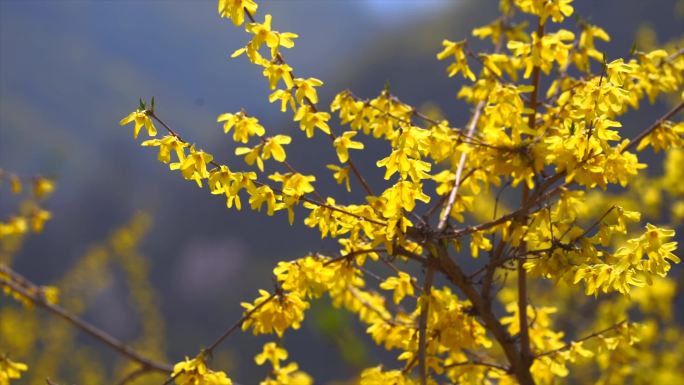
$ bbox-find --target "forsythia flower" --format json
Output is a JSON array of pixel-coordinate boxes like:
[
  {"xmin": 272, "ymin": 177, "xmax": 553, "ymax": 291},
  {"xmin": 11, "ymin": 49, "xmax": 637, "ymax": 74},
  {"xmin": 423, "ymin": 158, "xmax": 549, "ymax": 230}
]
[
  {"xmin": 293, "ymin": 105, "xmax": 331, "ymax": 138},
  {"xmin": 514, "ymin": 0, "xmax": 574, "ymax": 24},
  {"xmin": 293, "ymin": 77, "xmax": 323, "ymax": 104},
  {"xmin": 333, "ymin": 131, "xmax": 365, "ymax": 163},
  {"xmin": 262, "ymin": 63, "xmax": 295, "ymax": 89},
  {"xmin": 359, "ymin": 366, "xmax": 416, "ymax": 385},
  {"xmin": 326, "ymin": 164, "xmax": 351, "ymax": 192},
  {"xmin": 241, "ymin": 290, "xmax": 309, "ymax": 337},
  {"xmin": 171, "ymin": 147, "xmax": 214, "ymax": 187},
  {"xmin": 217, "ymin": 0, "xmax": 257, "ymax": 26},
  {"xmin": 262, "ymin": 135, "xmax": 292, "ymax": 162},
  {"xmin": 32, "ymin": 177, "xmax": 55, "ymax": 199},
  {"xmin": 119, "ymin": 109, "xmax": 157, "ymax": 139},
  {"xmin": 255, "ymin": 342, "xmax": 288, "ymax": 368},
  {"xmin": 437, "ymin": 39, "xmax": 476, "ymax": 80},
  {"xmin": 172, "ymin": 355, "xmax": 232, "ymax": 385},
  {"xmin": 379, "ymin": 272, "xmax": 415, "ymax": 304},
  {"xmin": 217, "ymin": 111, "xmax": 266, "ymax": 143},
  {"xmin": 0, "ymin": 355, "xmax": 28, "ymax": 385}
]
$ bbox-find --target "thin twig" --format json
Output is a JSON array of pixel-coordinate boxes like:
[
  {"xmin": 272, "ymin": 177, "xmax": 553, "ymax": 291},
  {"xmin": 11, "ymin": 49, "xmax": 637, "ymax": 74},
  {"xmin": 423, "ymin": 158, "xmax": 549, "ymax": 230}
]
[
  {"xmin": 160, "ymin": 292, "xmax": 278, "ymax": 385},
  {"xmin": 437, "ymin": 101, "xmax": 485, "ymax": 231},
  {"xmin": 0, "ymin": 275, "xmax": 172, "ymax": 374}
]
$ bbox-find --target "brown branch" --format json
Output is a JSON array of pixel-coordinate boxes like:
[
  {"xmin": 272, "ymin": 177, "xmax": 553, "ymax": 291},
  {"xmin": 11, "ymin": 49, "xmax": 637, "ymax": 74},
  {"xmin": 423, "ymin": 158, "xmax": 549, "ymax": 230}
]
[
  {"xmin": 443, "ymin": 359, "xmax": 509, "ymax": 372},
  {"xmin": 424, "ymin": 168, "xmax": 476, "ymax": 220},
  {"xmin": 205, "ymin": 293, "xmax": 276, "ymax": 353},
  {"xmin": 438, "ymin": 101, "xmax": 485, "ymax": 231},
  {"xmin": 322, "ymin": 248, "xmax": 386, "ymax": 266},
  {"xmin": 0, "ymin": 275, "xmax": 172, "ymax": 374},
  {"xmin": 432, "ymin": 242, "xmax": 535, "ymax": 385},
  {"xmin": 417, "ymin": 265, "xmax": 435, "ymax": 385}
]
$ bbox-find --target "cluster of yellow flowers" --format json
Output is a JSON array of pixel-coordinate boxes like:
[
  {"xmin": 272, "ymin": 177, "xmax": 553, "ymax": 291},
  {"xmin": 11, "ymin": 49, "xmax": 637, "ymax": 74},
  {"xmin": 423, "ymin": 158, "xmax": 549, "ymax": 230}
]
[
  {"xmin": 0, "ymin": 170, "xmax": 54, "ymax": 239},
  {"xmin": 0, "ymin": 355, "xmax": 28, "ymax": 385},
  {"xmin": 116, "ymin": 0, "xmax": 684, "ymax": 384},
  {"xmin": 172, "ymin": 354, "xmax": 232, "ymax": 385}
]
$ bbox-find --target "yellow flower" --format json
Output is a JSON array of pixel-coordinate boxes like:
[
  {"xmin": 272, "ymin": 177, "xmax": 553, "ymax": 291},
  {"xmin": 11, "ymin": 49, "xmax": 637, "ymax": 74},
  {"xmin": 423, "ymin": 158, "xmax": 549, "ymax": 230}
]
[
  {"xmin": 171, "ymin": 146, "xmax": 214, "ymax": 187},
  {"xmin": 437, "ymin": 39, "xmax": 475, "ymax": 80},
  {"xmin": 376, "ymin": 149, "xmax": 431, "ymax": 181},
  {"xmin": 119, "ymin": 109, "xmax": 157, "ymax": 139},
  {"xmin": 8, "ymin": 174, "xmax": 21, "ymax": 194},
  {"xmin": 0, "ymin": 355, "xmax": 28, "ymax": 385},
  {"xmin": 269, "ymin": 89, "xmax": 297, "ymax": 112},
  {"xmin": 217, "ymin": 111, "xmax": 266, "ymax": 143},
  {"xmin": 172, "ymin": 355, "xmax": 232, "ymax": 385},
  {"xmin": 513, "ymin": 0, "xmax": 574, "ymax": 24},
  {"xmin": 262, "ymin": 135, "xmax": 292, "ymax": 162},
  {"xmin": 379, "ymin": 272, "xmax": 415, "ymax": 304},
  {"xmin": 293, "ymin": 106, "xmax": 331, "ymax": 138},
  {"xmin": 235, "ymin": 144, "xmax": 264, "ymax": 171},
  {"xmin": 217, "ymin": 0, "xmax": 257, "ymax": 26},
  {"xmin": 30, "ymin": 208, "xmax": 51, "ymax": 233},
  {"xmin": 333, "ymin": 131, "xmax": 364, "ymax": 163},
  {"xmin": 249, "ymin": 185, "xmax": 281, "ymax": 215},
  {"xmin": 142, "ymin": 135, "xmax": 187, "ymax": 164},
  {"xmin": 241, "ymin": 290, "xmax": 310, "ymax": 337},
  {"xmin": 255, "ymin": 342, "xmax": 288, "ymax": 368},
  {"xmin": 326, "ymin": 164, "xmax": 351, "ymax": 192},
  {"xmin": 293, "ymin": 77, "xmax": 323, "ymax": 104},
  {"xmin": 263, "ymin": 63, "xmax": 295, "ymax": 90},
  {"xmin": 33, "ymin": 177, "xmax": 55, "ymax": 199},
  {"xmin": 246, "ymin": 14, "xmax": 298, "ymax": 58}
]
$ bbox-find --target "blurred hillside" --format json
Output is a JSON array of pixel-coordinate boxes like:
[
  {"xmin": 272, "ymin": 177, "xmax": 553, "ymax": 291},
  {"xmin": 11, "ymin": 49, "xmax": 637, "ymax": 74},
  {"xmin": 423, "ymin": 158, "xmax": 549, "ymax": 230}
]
[{"xmin": 1, "ymin": 0, "xmax": 682, "ymax": 383}]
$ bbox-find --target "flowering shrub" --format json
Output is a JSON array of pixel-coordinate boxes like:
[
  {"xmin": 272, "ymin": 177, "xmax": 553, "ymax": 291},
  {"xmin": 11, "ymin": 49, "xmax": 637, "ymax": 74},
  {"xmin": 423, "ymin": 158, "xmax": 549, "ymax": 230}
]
[{"xmin": 2, "ymin": 0, "xmax": 683, "ymax": 384}]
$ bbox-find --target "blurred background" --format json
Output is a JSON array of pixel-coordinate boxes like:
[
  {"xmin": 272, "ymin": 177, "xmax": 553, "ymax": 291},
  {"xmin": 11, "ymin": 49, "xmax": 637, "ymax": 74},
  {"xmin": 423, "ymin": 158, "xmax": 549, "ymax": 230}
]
[{"xmin": 1, "ymin": 0, "xmax": 682, "ymax": 383}]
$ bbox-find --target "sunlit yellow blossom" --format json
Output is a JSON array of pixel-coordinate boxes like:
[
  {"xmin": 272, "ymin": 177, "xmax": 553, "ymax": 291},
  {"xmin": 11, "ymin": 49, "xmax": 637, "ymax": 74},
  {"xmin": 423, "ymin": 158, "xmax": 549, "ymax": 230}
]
[
  {"xmin": 171, "ymin": 146, "xmax": 214, "ymax": 187},
  {"xmin": 437, "ymin": 39, "xmax": 476, "ymax": 80},
  {"xmin": 241, "ymin": 290, "xmax": 309, "ymax": 336},
  {"xmin": 235, "ymin": 144, "xmax": 264, "ymax": 171},
  {"xmin": 293, "ymin": 78, "xmax": 323, "ymax": 104},
  {"xmin": 326, "ymin": 164, "xmax": 351, "ymax": 192},
  {"xmin": 119, "ymin": 109, "xmax": 157, "ymax": 139},
  {"xmin": 263, "ymin": 63, "xmax": 295, "ymax": 90},
  {"xmin": 514, "ymin": 0, "xmax": 574, "ymax": 24},
  {"xmin": 30, "ymin": 208, "xmax": 51, "ymax": 233},
  {"xmin": 248, "ymin": 185, "xmax": 280, "ymax": 215},
  {"xmin": 333, "ymin": 131, "xmax": 364, "ymax": 163},
  {"xmin": 0, "ymin": 355, "xmax": 28, "ymax": 385},
  {"xmin": 217, "ymin": 111, "xmax": 266, "ymax": 143},
  {"xmin": 255, "ymin": 342, "xmax": 288, "ymax": 368},
  {"xmin": 33, "ymin": 177, "xmax": 55, "ymax": 199},
  {"xmin": 379, "ymin": 272, "xmax": 415, "ymax": 304},
  {"xmin": 172, "ymin": 355, "xmax": 232, "ymax": 385},
  {"xmin": 142, "ymin": 135, "xmax": 187, "ymax": 164},
  {"xmin": 217, "ymin": 0, "xmax": 257, "ymax": 26},
  {"xmin": 262, "ymin": 135, "xmax": 292, "ymax": 162},
  {"xmin": 293, "ymin": 105, "xmax": 331, "ymax": 138}
]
